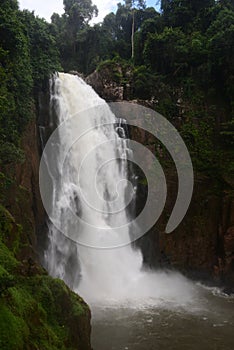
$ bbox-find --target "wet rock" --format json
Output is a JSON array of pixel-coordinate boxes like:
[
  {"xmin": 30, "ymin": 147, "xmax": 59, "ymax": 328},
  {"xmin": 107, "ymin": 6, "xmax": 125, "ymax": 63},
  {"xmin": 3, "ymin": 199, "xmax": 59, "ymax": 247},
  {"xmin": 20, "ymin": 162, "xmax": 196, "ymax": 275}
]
[
  {"xmin": 224, "ymin": 226, "xmax": 234, "ymax": 254},
  {"xmin": 130, "ymin": 123, "xmax": 234, "ymax": 290},
  {"xmin": 86, "ymin": 69, "xmax": 124, "ymax": 101}
]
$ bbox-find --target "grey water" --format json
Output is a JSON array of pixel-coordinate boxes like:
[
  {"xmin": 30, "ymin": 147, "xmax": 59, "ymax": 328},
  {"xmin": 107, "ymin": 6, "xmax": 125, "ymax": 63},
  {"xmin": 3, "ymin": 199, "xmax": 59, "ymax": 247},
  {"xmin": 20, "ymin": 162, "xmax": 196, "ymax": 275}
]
[{"xmin": 92, "ymin": 286, "xmax": 234, "ymax": 350}]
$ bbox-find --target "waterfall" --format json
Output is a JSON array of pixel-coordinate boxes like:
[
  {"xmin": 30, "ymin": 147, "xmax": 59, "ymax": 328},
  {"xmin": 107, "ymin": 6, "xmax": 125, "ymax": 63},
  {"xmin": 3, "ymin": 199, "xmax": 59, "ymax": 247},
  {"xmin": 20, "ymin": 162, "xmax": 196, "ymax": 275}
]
[{"xmin": 43, "ymin": 73, "xmax": 198, "ymax": 310}]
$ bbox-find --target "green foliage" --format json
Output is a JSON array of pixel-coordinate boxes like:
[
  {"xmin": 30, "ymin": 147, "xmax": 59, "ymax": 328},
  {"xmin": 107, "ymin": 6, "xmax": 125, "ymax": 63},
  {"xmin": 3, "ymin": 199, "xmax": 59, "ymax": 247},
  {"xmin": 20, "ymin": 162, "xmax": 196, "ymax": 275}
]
[
  {"xmin": 0, "ymin": 3, "xmax": 93, "ymax": 349},
  {"xmin": 0, "ymin": 267, "xmax": 15, "ymax": 295},
  {"xmin": 0, "ymin": 172, "xmax": 13, "ymax": 199},
  {"xmin": 48, "ymin": 0, "xmax": 232, "ymax": 177},
  {"xmin": 97, "ymin": 57, "xmax": 126, "ymax": 83},
  {"xmin": 0, "ymin": 303, "xmax": 29, "ymax": 350},
  {"xmin": 0, "ymin": 203, "xmax": 89, "ymax": 349},
  {"xmin": 0, "ymin": 1, "xmax": 233, "ymax": 347},
  {"xmin": 0, "ymin": 205, "xmax": 21, "ymax": 267},
  {"xmin": 0, "ymin": 235, "xmax": 18, "ymax": 266},
  {"xmin": 144, "ymin": 27, "xmax": 188, "ymax": 75},
  {"xmin": 132, "ymin": 65, "xmax": 157, "ymax": 99},
  {"xmin": 207, "ymin": 7, "xmax": 234, "ymax": 102},
  {"xmin": 20, "ymin": 10, "xmax": 62, "ymax": 90},
  {"xmin": 0, "ymin": 1, "xmax": 61, "ymax": 166},
  {"xmin": 0, "ymin": 0, "xmax": 33, "ymax": 151},
  {"xmin": 51, "ymin": 0, "xmax": 98, "ymax": 73},
  {"xmin": 161, "ymin": 0, "xmax": 216, "ymax": 31},
  {"xmin": 0, "ymin": 142, "xmax": 25, "ymax": 165},
  {"xmin": 181, "ymin": 115, "xmax": 218, "ymax": 172}
]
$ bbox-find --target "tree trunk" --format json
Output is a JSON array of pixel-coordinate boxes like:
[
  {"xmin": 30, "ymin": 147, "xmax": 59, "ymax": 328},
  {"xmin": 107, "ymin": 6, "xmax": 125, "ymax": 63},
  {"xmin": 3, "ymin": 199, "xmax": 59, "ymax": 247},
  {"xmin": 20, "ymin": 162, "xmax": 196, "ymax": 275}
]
[{"xmin": 131, "ymin": 9, "xmax": 135, "ymax": 59}]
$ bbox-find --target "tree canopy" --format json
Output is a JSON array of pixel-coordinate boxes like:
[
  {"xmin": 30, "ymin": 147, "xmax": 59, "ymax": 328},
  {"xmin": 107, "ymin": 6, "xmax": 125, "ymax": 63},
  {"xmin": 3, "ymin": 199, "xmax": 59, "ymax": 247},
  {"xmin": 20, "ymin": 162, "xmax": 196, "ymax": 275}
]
[{"xmin": 0, "ymin": 0, "xmax": 233, "ymax": 173}]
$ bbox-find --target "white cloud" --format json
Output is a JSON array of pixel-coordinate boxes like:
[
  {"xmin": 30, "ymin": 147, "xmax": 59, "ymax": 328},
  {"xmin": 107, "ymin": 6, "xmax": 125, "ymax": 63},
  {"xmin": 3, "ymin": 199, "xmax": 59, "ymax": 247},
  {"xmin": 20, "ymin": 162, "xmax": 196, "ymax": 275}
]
[
  {"xmin": 18, "ymin": 0, "xmax": 121, "ymax": 23},
  {"xmin": 18, "ymin": 0, "xmax": 64, "ymax": 21},
  {"xmin": 92, "ymin": 0, "xmax": 120, "ymax": 24}
]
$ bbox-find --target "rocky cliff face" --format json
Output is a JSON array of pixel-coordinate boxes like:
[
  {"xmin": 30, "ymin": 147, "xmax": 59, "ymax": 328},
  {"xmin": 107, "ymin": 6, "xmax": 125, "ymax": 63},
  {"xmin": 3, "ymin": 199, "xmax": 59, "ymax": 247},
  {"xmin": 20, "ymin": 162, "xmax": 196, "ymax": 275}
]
[
  {"xmin": 86, "ymin": 69, "xmax": 234, "ymax": 292},
  {"xmin": 0, "ymin": 111, "xmax": 92, "ymax": 349},
  {"xmin": 133, "ymin": 135, "xmax": 234, "ymax": 291},
  {"xmin": 86, "ymin": 68, "xmax": 124, "ymax": 101}
]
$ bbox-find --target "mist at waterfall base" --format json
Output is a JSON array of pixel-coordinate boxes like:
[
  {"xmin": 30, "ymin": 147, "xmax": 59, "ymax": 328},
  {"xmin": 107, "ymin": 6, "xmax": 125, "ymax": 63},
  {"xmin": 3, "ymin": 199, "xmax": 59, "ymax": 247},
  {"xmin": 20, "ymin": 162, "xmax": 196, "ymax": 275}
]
[{"xmin": 43, "ymin": 73, "xmax": 234, "ymax": 350}]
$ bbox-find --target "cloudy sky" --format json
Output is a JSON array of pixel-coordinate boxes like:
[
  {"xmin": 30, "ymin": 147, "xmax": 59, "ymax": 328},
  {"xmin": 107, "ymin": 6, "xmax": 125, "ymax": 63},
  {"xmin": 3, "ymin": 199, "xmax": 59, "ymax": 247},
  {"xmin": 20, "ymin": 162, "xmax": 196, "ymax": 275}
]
[{"xmin": 18, "ymin": 1, "xmax": 159, "ymax": 23}]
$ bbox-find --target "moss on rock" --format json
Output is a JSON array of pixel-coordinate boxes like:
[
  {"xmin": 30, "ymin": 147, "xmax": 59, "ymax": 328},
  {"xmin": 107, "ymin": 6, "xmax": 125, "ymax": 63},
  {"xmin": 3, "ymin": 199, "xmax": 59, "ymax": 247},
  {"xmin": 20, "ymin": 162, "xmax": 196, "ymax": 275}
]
[{"xmin": 0, "ymin": 204, "xmax": 91, "ymax": 350}]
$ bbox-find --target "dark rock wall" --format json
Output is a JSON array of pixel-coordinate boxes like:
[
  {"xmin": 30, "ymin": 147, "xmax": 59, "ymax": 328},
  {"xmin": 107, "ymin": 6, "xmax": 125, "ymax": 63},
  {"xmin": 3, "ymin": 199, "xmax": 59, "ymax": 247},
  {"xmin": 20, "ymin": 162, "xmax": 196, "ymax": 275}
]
[
  {"xmin": 3, "ymin": 119, "xmax": 45, "ymax": 263},
  {"xmin": 86, "ymin": 69, "xmax": 124, "ymax": 101},
  {"xmin": 0, "ymin": 88, "xmax": 92, "ymax": 349},
  {"xmin": 87, "ymin": 71, "xmax": 234, "ymax": 291},
  {"xmin": 131, "ymin": 124, "xmax": 234, "ymax": 291}
]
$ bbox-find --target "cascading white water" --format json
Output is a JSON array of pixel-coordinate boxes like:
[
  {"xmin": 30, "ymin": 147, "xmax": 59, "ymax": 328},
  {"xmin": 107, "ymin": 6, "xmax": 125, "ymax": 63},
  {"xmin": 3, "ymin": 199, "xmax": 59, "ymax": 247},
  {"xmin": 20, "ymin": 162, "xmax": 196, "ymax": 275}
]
[{"xmin": 45, "ymin": 73, "xmax": 199, "ymax": 311}]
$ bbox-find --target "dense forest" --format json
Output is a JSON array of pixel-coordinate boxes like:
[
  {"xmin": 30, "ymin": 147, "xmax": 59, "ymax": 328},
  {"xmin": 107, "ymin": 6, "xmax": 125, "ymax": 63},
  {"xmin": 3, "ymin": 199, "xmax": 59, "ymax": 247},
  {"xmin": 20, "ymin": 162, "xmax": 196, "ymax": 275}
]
[
  {"xmin": 0, "ymin": 0, "xmax": 234, "ymax": 349},
  {"xmin": 0, "ymin": 0, "xmax": 233, "ymax": 172}
]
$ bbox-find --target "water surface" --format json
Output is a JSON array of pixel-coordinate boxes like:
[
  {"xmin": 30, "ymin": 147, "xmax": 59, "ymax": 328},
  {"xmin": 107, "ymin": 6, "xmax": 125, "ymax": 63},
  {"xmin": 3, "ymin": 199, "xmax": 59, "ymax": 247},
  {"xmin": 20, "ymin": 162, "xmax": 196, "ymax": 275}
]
[{"xmin": 91, "ymin": 285, "xmax": 234, "ymax": 350}]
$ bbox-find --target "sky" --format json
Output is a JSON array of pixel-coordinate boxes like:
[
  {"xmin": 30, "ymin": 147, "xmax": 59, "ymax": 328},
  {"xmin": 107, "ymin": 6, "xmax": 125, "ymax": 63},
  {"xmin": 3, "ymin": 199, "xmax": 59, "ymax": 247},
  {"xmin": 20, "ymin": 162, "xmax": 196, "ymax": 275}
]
[{"xmin": 18, "ymin": 1, "xmax": 159, "ymax": 24}]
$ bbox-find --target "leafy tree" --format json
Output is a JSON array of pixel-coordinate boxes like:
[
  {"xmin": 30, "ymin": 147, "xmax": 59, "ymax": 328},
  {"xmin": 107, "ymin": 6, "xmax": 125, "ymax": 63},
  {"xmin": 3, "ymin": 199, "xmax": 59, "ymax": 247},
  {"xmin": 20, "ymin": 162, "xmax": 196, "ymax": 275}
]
[
  {"xmin": 20, "ymin": 10, "xmax": 61, "ymax": 90},
  {"xmin": 144, "ymin": 27, "xmax": 188, "ymax": 76},
  {"xmin": 63, "ymin": 0, "xmax": 98, "ymax": 40},
  {"xmin": 0, "ymin": 0, "xmax": 61, "ymax": 165},
  {"xmin": 51, "ymin": 0, "xmax": 98, "ymax": 71},
  {"xmin": 207, "ymin": 7, "xmax": 234, "ymax": 115},
  {"xmin": 75, "ymin": 25, "xmax": 109, "ymax": 74},
  {"xmin": 0, "ymin": 0, "xmax": 32, "ymax": 147},
  {"xmin": 0, "ymin": 270, "xmax": 15, "ymax": 296},
  {"xmin": 161, "ymin": 0, "xmax": 215, "ymax": 32},
  {"xmin": 134, "ymin": 9, "xmax": 161, "ymax": 65},
  {"xmin": 132, "ymin": 65, "xmax": 157, "ymax": 99},
  {"xmin": 217, "ymin": 0, "xmax": 234, "ymax": 9}
]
